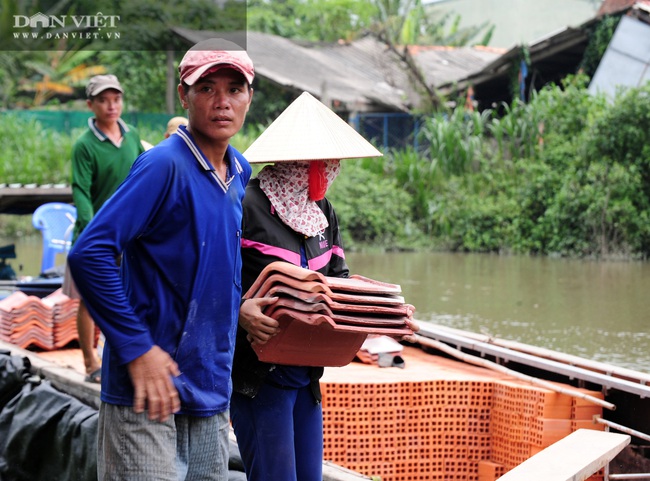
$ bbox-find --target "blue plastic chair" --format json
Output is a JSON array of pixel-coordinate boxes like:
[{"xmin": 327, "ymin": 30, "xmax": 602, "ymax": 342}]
[{"xmin": 32, "ymin": 202, "xmax": 77, "ymax": 274}]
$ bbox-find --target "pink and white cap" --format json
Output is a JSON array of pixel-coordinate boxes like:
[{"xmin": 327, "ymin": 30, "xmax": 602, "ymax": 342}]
[{"xmin": 179, "ymin": 38, "xmax": 255, "ymax": 86}]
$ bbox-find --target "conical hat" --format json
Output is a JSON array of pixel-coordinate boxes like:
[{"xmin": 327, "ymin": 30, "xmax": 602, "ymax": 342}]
[{"xmin": 243, "ymin": 92, "xmax": 382, "ymax": 163}]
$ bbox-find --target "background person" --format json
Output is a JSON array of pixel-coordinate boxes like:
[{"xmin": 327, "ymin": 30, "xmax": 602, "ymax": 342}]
[
  {"xmin": 232, "ymin": 92, "xmax": 416, "ymax": 481},
  {"xmin": 165, "ymin": 116, "xmax": 189, "ymax": 138},
  {"xmin": 68, "ymin": 38, "xmax": 255, "ymax": 480},
  {"xmin": 141, "ymin": 116, "xmax": 188, "ymax": 150},
  {"xmin": 64, "ymin": 74, "xmax": 144, "ymax": 384}
]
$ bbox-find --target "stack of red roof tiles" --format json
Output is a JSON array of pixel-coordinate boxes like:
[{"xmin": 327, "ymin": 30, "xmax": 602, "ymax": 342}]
[
  {"xmin": 0, "ymin": 289, "xmax": 79, "ymax": 350},
  {"xmin": 244, "ymin": 261, "xmax": 414, "ymax": 367}
]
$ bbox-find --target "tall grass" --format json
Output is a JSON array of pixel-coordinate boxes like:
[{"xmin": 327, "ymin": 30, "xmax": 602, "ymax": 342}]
[
  {"xmin": 0, "ymin": 115, "xmax": 265, "ymax": 186},
  {"xmin": 419, "ymin": 108, "xmax": 484, "ymax": 176},
  {"xmin": 486, "ymin": 99, "xmax": 542, "ymax": 162},
  {"xmin": 0, "ymin": 114, "xmax": 75, "ymax": 185}
]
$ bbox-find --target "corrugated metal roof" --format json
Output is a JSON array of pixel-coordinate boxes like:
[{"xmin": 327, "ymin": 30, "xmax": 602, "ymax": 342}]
[
  {"xmin": 434, "ymin": 20, "xmax": 594, "ymax": 109},
  {"xmin": 589, "ymin": 14, "xmax": 650, "ymax": 96},
  {"xmin": 411, "ymin": 45, "xmax": 506, "ymax": 86},
  {"xmin": 440, "ymin": 25, "xmax": 590, "ymax": 90},
  {"xmin": 172, "ymin": 27, "xmax": 502, "ymax": 112}
]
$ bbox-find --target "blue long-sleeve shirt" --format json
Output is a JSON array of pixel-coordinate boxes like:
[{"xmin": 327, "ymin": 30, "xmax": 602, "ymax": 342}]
[{"xmin": 68, "ymin": 126, "xmax": 252, "ymax": 415}]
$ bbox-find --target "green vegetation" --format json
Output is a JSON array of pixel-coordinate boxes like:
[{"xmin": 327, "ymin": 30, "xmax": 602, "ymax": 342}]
[
  {"xmin": 5, "ymin": 76, "xmax": 649, "ymax": 260},
  {"xmin": 1, "ymin": 2, "xmax": 646, "ymax": 259},
  {"xmin": 1, "ymin": 0, "xmax": 491, "ymax": 118},
  {"xmin": 0, "ymin": 118, "xmax": 261, "ymax": 239},
  {"xmin": 372, "ymin": 76, "xmax": 650, "ymax": 259}
]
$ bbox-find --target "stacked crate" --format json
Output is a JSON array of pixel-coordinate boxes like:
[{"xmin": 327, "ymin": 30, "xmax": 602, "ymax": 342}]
[
  {"xmin": 322, "ymin": 353, "xmax": 498, "ymax": 481},
  {"xmin": 321, "ymin": 347, "xmax": 606, "ymax": 481}
]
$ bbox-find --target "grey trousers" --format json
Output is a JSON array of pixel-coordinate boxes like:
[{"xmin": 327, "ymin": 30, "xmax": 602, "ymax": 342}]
[{"xmin": 97, "ymin": 403, "xmax": 230, "ymax": 481}]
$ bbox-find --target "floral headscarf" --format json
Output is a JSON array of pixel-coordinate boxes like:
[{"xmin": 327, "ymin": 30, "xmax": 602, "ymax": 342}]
[{"xmin": 257, "ymin": 160, "xmax": 341, "ymax": 237}]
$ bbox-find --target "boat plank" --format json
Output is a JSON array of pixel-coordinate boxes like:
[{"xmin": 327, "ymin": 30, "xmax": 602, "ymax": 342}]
[
  {"xmin": 497, "ymin": 429, "xmax": 630, "ymax": 481},
  {"xmin": 0, "ymin": 185, "xmax": 72, "ymax": 214}
]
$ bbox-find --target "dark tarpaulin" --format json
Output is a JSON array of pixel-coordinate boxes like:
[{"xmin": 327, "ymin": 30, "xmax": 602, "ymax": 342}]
[
  {"xmin": 0, "ymin": 350, "xmax": 30, "ymax": 411},
  {"xmin": 0, "ymin": 378, "xmax": 98, "ymax": 481}
]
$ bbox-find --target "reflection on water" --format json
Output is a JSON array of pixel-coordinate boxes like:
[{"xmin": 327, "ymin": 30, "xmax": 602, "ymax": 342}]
[
  {"xmin": 346, "ymin": 251, "xmax": 650, "ymax": 373},
  {"xmin": 1, "ymin": 235, "xmax": 67, "ymax": 279},
  {"xmin": 4, "ymin": 236, "xmax": 650, "ymax": 373}
]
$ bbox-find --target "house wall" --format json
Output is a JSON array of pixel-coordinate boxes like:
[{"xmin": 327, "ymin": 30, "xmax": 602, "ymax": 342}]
[{"xmin": 428, "ymin": 0, "xmax": 600, "ymax": 48}]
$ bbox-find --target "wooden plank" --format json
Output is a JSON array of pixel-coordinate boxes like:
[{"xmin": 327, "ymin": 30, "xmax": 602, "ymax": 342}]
[
  {"xmin": 0, "ymin": 185, "xmax": 72, "ymax": 214},
  {"xmin": 498, "ymin": 429, "xmax": 630, "ymax": 481}
]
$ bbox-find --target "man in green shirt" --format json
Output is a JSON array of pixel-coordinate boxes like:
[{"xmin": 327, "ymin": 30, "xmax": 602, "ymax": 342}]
[{"xmin": 63, "ymin": 74, "xmax": 144, "ymax": 383}]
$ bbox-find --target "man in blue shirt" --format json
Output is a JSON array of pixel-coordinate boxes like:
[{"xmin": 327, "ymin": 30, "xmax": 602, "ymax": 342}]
[{"xmin": 68, "ymin": 38, "xmax": 254, "ymax": 480}]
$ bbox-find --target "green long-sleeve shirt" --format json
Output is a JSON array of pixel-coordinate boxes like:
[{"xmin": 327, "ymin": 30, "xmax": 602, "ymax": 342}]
[{"xmin": 71, "ymin": 117, "xmax": 144, "ymax": 243}]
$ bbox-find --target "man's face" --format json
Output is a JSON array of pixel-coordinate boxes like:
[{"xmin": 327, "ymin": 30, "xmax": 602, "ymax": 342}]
[
  {"xmin": 178, "ymin": 68, "xmax": 253, "ymax": 145},
  {"xmin": 87, "ymin": 89, "xmax": 123, "ymax": 124}
]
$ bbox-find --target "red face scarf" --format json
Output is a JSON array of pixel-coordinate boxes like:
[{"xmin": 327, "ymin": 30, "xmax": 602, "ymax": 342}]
[
  {"xmin": 257, "ymin": 160, "xmax": 341, "ymax": 237},
  {"xmin": 308, "ymin": 160, "xmax": 329, "ymax": 201}
]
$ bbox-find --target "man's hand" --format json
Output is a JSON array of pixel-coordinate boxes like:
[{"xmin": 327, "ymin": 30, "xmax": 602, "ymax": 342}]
[
  {"xmin": 127, "ymin": 345, "xmax": 181, "ymax": 422},
  {"xmin": 239, "ymin": 297, "xmax": 281, "ymax": 345}
]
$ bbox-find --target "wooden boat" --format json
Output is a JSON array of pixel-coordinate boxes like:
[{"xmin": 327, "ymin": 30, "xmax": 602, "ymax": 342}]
[
  {"xmin": 315, "ymin": 323, "xmax": 650, "ymax": 481},
  {"xmin": 1, "ymin": 318, "xmax": 649, "ymax": 481},
  {"xmin": 0, "ymin": 276, "xmax": 62, "ymax": 299}
]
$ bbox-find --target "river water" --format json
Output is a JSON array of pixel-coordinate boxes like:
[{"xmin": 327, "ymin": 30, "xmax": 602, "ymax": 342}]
[
  {"xmin": 345, "ymin": 251, "xmax": 650, "ymax": 374},
  {"xmin": 4, "ymin": 236, "xmax": 650, "ymax": 373}
]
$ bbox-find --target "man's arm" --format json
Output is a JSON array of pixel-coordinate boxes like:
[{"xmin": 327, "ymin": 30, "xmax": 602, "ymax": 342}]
[
  {"xmin": 68, "ymin": 152, "xmax": 180, "ymax": 421},
  {"xmin": 70, "ymin": 142, "xmax": 95, "ymax": 236},
  {"xmin": 128, "ymin": 346, "xmax": 181, "ymax": 421}
]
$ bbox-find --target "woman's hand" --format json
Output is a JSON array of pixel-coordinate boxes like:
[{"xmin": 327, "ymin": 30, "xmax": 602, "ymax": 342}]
[
  {"xmin": 239, "ymin": 297, "xmax": 281, "ymax": 345},
  {"xmin": 401, "ymin": 305, "xmax": 420, "ymax": 343}
]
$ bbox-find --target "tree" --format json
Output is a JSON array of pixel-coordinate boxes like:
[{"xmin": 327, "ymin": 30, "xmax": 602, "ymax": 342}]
[
  {"xmin": 21, "ymin": 47, "xmax": 105, "ymax": 106},
  {"xmin": 0, "ymin": 0, "xmax": 77, "ymax": 108},
  {"xmin": 247, "ymin": 0, "xmax": 377, "ymax": 42},
  {"xmin": 3, "ymin": 0, "xmax": 247, "ymax": 112},
  {"xmin": 247, "ymin": 0, "xmax": 492, "ymax": 46}
]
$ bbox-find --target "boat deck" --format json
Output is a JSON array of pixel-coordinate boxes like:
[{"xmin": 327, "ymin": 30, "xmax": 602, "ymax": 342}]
[
  {"xmin": 35, "ymin": 343, "xmax": 514, "ymax": 383},
  {"xmin": 4, "ymin": 334, "xmax": 646, "ymax": 481},
  {"xmin": 323, "ymin": 345, "xmax": 514, "ymax": 383},
  {"xmin": 34, "ymin": 344, "xmax": 86, "ymax": 373}
]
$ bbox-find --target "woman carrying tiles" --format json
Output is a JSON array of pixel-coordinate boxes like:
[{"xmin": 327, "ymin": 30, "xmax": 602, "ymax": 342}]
[{"xmin": 234, "ymin": 92, "xmax": 417, "ymax": 481}]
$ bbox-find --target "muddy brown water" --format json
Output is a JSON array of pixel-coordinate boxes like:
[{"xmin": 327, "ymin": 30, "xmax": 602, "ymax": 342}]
[
  {"xmin": 346, "ymin": 251, "xmax": 650, "ymax": 374},
  {"xmin": 5, "ymin": 236, "xmax": 650, "ymax": 373}
]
